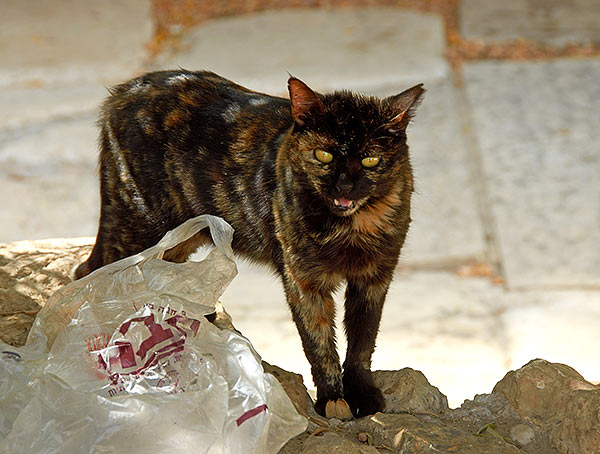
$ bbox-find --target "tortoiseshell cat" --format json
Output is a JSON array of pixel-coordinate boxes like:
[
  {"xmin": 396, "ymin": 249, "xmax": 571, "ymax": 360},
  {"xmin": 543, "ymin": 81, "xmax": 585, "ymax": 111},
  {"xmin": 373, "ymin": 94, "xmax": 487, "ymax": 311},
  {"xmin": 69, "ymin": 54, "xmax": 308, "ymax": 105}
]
[{"xmin": 76, "ymin": 70, "xmax": 424, "ymax": 419}]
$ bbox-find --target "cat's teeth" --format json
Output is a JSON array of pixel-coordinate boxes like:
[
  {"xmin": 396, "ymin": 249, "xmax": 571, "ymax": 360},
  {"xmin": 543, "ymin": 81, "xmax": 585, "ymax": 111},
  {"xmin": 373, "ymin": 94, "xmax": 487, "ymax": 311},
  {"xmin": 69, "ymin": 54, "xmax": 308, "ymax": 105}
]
[{"xmin": 334, "ymin": 198, "xmax": 354, "ymax": 209}]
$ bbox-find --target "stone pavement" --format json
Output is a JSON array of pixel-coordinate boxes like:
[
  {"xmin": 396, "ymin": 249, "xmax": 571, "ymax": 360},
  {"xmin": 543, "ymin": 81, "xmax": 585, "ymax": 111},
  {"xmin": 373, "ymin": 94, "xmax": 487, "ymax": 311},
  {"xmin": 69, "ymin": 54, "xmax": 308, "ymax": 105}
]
[
  {"xmin": 460, "ymin": 0, "xmax": 600, "ymax": 47},
  {"xmin": 1, "ymin": 0, "xmax": 599, "ymax": 408}
]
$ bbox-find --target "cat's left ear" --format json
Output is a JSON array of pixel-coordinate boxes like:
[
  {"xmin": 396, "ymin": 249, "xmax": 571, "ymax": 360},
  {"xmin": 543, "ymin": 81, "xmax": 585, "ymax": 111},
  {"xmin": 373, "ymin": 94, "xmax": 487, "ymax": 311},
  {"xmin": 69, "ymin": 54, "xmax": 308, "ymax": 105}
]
[
  {"xmin": 288, "ymin": 77, "xmax": 326, "ymax": 126},
  {"xmin": 384, "ymin": 84, "xmax": 425, "ymax": 135}
]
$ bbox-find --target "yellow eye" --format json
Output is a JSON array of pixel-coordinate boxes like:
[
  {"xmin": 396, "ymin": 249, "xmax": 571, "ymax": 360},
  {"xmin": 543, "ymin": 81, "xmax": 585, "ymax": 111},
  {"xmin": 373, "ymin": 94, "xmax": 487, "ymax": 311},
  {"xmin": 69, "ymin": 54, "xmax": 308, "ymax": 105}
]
[
  {"xmin": 315, "ymin": 149, "xmax": 333, "ymax": 164},
  {"xmin": 361, "ymin": 156, "xmax": 380, "ymax": 168}
]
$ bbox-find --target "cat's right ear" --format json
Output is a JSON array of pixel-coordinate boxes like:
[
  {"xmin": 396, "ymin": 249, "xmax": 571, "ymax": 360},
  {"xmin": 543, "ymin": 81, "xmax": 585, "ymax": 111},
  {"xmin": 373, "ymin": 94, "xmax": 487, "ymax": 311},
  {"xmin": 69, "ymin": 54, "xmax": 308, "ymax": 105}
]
[
  {"xmin": 384, "ymin": 84, "xmax": 425, "ymax": 135},
  {"xmin": 288, "ymin": 77, "xmax": 326, "ymax": 127}
]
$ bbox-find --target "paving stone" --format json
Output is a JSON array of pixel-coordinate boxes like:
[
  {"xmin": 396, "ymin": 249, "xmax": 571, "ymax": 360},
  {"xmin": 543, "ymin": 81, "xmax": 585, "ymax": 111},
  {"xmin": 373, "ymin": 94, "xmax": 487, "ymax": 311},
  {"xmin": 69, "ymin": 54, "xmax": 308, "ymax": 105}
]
[
  {"xmin": 372, "ymin": 80, "xmax": 487, "ymax": 266},
  {"xmin": 0, "ymin": 84, "xmax": 107, "ymax": 131},
  {"xmin": 0, "ymin": 117, "xmax": 99, "ymax": 168},
  {"xmin": 460, "ymin": 0, "xmax": 600, "ymax": 47},
  {"xmin": 0, "ymin": 0, "xmax": 152, "ymax": 88},
  {"xmin": 155, "ymin": 8, "xmax": 448, "ymax": 94},
  {"xmin": 500, "ymin": 290, "xmax": 600, "ymax": 386},
  {"xmin": 463, "ymin": 60, "xmax": 600, "ymax": 289},
  {"xmin": 0, "ymin": 167, "xmax": 99, "ymax": 243},
  {"xmin": 0, "ymin": 118, "xmax": 100, "ymax": 242}
]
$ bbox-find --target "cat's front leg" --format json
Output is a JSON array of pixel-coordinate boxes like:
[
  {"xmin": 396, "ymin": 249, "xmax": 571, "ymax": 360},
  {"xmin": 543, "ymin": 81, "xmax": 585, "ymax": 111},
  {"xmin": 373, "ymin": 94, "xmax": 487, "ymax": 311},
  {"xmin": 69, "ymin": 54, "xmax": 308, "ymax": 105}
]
[
  {"xmin": 342, "ymin": 270, "xmax": 394, "ymax": 418},
  {"xmin": 280, "ymin": 264, "xmax": 353, "ymax": 419}
]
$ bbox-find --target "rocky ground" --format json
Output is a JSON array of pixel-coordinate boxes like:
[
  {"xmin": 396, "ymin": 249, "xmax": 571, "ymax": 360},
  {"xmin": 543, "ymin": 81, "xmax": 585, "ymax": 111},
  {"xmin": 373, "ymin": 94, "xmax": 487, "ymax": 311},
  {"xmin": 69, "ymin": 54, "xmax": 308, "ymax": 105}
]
[
  {"xmin": 1, "ymin": 241, "xmax": 599, "ymax": 453},
  {"xmin": 275, "ymin": 360, "xmax": 600, "ymax": 454}
]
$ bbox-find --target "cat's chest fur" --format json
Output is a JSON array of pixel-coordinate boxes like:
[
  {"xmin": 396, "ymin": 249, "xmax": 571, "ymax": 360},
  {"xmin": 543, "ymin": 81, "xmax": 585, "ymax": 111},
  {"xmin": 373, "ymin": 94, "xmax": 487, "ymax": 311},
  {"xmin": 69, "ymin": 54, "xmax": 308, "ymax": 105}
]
[{"xmin": 273, "ymin": 190, "xmax": 409, "ymax": 281}]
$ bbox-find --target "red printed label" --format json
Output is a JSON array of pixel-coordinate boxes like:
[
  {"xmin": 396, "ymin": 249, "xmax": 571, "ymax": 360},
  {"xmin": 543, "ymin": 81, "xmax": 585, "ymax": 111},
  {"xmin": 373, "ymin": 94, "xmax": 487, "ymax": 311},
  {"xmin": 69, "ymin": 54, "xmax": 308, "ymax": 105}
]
[
  {"xmin": 236, "ymin": 404, "xmax": 268, "ymax": 427},
  {"xmin": 97, "ymin": 312, "xmax": 201, "ymax": 382}
]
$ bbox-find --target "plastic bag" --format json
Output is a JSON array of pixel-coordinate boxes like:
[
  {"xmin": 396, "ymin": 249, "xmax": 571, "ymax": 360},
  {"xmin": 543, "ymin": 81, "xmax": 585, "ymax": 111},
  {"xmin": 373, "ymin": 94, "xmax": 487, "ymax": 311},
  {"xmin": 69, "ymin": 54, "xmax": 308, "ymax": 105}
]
[{"xmin": 0, "ymin": 215, "xmax": 307, "ymax": 454}]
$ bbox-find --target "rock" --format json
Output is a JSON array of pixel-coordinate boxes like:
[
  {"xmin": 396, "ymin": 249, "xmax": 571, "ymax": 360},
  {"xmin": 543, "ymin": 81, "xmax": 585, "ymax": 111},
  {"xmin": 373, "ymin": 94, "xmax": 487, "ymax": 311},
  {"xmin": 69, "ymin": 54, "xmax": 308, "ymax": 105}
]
[
  {"xmin": 373, "ymin": 368, "xmax": 449, "ymax": 414},
  {"xmin": 493, "ymin": 358, "xmax": 596, "ymax": 420},
  {"xmin": 262, "ymin": 362, "xmax": 313, "ymax": 420},
  {"xmin": 450, "ymin": 393, "xmax": 508, "ymax": 424},
  {"xmin": 550, "ymin": 389, "xmax": 600, "ymax": 454},
  {"xmin": 510, "ymin": 424, "xmax": 535, "ymax": 447},
  {"xmin": 447, "ymin": 393, "xmax": 553, "ymax": 452},
  {"xmin": 493, "ymin": 359, "xmax": 600, "ymax": 453},
  {"xmin": 328, "ymin": 418, "xmax": 343, "ymax": 428},
  {"xmin": 210, "ymin": 301, "xmax": 236, "ymax": 331},
  {"xmin": 353, "ymin": 413, "xmax": 520, "ymax": 453},
  {"xmin": 301, "ymin": 432, "xmax": 378, "ymax": 454},
  {"xmin": 449, "ymin": 394, "xmax": 515, "ymax": 427},
  {"xmin": 0, "ymin": 238, "xmax": 92, "ymax": 346}
]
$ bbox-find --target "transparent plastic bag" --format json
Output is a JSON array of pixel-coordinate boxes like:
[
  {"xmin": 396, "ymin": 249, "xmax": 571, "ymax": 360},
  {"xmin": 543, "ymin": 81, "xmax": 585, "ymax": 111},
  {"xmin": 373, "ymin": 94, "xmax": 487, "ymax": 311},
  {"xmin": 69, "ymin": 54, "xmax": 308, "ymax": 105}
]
[{"xmin": 0, "ymin": 215, "xmax": 307, "ymax": 454}]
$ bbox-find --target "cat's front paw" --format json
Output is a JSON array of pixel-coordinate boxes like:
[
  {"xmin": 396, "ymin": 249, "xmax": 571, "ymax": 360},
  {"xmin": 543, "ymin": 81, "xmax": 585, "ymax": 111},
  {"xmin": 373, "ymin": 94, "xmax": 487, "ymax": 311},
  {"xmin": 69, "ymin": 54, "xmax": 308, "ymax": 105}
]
[
  {"xmin": 343, "ymin": 366, "xmax": 385, "ymax": 418},
  {"xmin": 343, "ymin": 385, "xmax": 385, "ymax": 418},
  {"xmin": 314, "ymin": 397, "xmax": 353, "ymax": 420}
]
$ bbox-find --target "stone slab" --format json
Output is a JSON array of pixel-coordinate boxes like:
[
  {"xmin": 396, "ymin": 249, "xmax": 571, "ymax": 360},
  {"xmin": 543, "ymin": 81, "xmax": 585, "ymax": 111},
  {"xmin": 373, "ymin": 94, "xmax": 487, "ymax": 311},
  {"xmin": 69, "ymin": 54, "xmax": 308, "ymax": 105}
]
[
  {"xmin": 155, "ymin": 8, "xmax": 448, "ymax": 94},
  {"xmin": 372, "ymin": 80, "xmax": 487, "ymax": 266},
  {"xmin": 0, "ymin": 117, "xmax": 99, "ymax": 168},
  {"xmin": 0, "ymin": 167, "xmax": 100, "ymax": 243},
  {"xmin": 0, "ymin": 118, "xmax": 100, "ymax": 242},
  {"xmin": 0, "ymin": 84, "xmax": 107, "ymax": 131},
  {"xmin": 500, "ymin": 290, "xmax": 600, "ymax": 386},
  {"xmin": 460, "ymin": 0, "xmax": 600, "ymax": 47},
  {"xmin": 0, "ymin": 0, "xmax": 152, "ymax": 88},
  {"xmin": 463, "ymin": 60, "xmax": 600, "ymax": 289}
]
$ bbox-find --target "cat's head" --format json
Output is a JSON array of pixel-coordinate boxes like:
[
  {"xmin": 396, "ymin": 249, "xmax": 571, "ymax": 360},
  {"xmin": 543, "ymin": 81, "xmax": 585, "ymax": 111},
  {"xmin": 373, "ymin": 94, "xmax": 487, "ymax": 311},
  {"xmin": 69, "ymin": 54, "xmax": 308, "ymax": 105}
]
[{"xmin": 285, "ymin": 77, "xmax": 424, "ymax": 217}]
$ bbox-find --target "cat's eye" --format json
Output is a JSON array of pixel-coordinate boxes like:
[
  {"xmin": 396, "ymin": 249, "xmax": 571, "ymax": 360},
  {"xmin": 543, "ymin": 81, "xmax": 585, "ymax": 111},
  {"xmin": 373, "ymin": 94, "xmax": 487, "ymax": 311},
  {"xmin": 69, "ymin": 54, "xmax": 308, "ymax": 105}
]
[
  {"xmin": 361, "ymin": 156, "xmax": 380, "ymax": 168},
  {"xmin": 315, "ymin": 150, "xmax": 333, "ymax": 164}
]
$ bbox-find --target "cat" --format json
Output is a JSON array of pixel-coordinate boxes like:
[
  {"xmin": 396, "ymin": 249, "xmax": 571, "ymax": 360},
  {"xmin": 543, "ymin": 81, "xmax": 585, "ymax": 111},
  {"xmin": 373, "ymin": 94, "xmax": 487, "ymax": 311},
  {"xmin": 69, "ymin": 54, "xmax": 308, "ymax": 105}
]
[{"xmin": 75, "ymin": 69, "xmax": 424, "ymax": 419}]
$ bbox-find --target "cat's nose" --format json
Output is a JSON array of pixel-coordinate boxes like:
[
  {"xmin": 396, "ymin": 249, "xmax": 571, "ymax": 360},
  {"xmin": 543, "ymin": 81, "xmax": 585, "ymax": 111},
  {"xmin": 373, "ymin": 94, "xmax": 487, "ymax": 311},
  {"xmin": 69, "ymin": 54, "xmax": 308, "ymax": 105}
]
[{"xmin": 335, "ymin": 180, "xmax": 354, "ymax": 195}]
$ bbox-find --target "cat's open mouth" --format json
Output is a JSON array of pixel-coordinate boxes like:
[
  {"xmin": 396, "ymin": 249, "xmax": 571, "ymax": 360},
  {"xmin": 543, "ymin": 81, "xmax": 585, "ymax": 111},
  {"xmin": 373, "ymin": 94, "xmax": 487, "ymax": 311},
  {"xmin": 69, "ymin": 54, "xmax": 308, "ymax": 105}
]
[
  {"xmin": 334, "ymin": 197, "xmax": 354, "ymax": 210},
  {"xmin": 331, "ymin": 197, "xmax": 361, "ymax": 216}
]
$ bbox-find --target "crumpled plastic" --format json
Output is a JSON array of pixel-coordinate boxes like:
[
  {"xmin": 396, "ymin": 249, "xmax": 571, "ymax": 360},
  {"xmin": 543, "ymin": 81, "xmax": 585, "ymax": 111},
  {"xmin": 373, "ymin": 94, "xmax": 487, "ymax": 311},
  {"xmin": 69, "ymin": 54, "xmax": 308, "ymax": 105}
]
[{"xmin": 0, "ymin": 215, "xmax": 307, "ymax": 454}]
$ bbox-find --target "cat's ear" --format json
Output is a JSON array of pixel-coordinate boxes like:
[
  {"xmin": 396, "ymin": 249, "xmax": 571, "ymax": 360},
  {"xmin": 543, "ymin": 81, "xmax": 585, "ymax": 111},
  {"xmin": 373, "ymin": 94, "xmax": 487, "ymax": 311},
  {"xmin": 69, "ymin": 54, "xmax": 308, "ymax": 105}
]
[
  {"xmin": 384, "ymin": 84, "xmax": 425, "ymax": 135},
  {"xmin": 288, "ymin": 77, "xmax": 326, "ymax": 126}
]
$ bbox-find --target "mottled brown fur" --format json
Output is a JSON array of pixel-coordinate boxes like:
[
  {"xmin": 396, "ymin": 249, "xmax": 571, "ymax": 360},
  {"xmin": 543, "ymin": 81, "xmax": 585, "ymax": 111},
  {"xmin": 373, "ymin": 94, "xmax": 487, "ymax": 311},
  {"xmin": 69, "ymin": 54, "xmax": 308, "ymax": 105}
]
[{"xmin": 76, "ymin": 70, "xmax": 424, "ymax": 418}]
